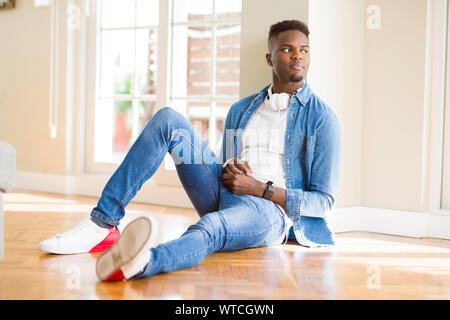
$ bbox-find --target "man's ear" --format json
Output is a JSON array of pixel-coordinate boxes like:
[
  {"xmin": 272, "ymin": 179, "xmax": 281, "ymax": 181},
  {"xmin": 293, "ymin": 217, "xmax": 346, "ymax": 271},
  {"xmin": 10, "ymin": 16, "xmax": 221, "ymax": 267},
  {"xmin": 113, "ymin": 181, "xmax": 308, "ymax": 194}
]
[{"xmin": 266, "ymin": 53, "xmax": 273, "ymax": 67}]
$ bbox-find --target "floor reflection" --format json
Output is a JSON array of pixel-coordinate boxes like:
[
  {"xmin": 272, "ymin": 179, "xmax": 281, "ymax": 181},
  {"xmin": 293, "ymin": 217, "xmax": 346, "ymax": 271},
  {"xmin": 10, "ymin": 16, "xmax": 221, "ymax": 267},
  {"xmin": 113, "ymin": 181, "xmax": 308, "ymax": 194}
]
[{"xmin": 39, "ymin": 252, "xmax": 100, "ymax": 298}]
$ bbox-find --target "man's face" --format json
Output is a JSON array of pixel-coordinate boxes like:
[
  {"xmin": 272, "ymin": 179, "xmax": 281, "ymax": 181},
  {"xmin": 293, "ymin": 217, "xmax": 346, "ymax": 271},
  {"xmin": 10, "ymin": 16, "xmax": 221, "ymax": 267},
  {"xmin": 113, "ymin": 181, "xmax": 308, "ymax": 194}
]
[{"xmin": 266, "ymin": 30, "xmax": 310, "ymax": 85}]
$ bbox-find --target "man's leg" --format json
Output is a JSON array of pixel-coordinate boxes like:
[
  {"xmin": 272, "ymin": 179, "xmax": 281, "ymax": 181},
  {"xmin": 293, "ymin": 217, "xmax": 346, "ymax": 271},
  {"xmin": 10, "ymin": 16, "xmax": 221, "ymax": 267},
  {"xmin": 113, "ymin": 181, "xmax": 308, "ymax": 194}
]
[
  {"xmin": 40, "ymin": 107, "xmax": 222, "ymax": 254},
  {"xmin": 91, "ymin": 107, "xmax": 222, "ymax": 226},
  {"xmin": 129, "ymin": 189, "xmax": 287, "ymax": 279}
]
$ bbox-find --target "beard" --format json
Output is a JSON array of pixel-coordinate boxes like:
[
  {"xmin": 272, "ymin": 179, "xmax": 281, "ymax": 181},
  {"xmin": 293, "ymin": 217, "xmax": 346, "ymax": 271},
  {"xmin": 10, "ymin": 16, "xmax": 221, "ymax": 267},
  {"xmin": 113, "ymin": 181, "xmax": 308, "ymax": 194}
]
[{"xmin": 289, "ymin": 74, "xmax": 304, "ymax": 82}]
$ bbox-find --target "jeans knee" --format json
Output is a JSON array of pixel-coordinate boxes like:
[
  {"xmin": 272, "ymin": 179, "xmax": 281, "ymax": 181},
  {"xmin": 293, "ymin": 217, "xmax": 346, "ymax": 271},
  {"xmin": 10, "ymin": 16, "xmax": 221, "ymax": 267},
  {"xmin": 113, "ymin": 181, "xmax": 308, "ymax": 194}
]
[
  {"xmin": 145, "ymin": 107, "xmax": 190, "ymax": 139},
  {"xmin": 139, "ymin": 107, "xmax": 182, "ymax": 144},
  {"xmin": 188, "ymin": 212, "xmax": 225, "ymax": 250},
  {"xmin": 152, "ymin": 107, "xmax": 185, "ymax": 126}
]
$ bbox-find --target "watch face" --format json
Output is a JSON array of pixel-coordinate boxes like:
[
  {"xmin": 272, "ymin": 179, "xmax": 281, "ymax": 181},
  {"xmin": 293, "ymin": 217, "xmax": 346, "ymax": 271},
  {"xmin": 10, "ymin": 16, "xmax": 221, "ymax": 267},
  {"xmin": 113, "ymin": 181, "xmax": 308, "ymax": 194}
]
[{"xmin": 263, "ymin": 181, "xmax": 274, "ymax": 200}]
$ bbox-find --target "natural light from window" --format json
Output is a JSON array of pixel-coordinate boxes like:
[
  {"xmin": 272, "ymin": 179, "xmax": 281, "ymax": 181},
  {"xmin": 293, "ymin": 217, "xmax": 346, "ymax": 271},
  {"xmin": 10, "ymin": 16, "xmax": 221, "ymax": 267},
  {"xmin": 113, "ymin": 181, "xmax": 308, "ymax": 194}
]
[{"xmin": 92, "ymin": 0, "xmax": 241, "ymax": 169}]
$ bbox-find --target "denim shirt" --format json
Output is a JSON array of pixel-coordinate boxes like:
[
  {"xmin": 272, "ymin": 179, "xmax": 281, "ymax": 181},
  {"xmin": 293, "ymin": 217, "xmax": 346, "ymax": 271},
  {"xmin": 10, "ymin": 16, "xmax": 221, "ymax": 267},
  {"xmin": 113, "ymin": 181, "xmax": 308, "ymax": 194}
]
[{"xmin": 220, "ymin": 82, "xmax": 342, "ymax": 247}]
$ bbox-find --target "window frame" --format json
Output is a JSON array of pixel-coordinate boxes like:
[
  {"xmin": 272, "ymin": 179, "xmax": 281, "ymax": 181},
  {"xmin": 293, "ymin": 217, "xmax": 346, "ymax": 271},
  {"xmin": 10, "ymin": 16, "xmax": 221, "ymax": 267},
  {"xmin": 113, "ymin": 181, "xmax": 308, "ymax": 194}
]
[
  {"xmin": 84, "ymin": 0, "xmax": 242, "ymax": 188},
  {"xmin": 169, "ymin": 19, "xmax": 241, "ymax": 150},
  {"xmin": 155, "ymin": 0, "xmax": 242, "ymax": 185},
  {"xmin": 85, "ymin": 0, "xmax": 161, "ymax": 174},
  {"xmin": 441, "ymin": 0, "xmax": 450, "ymax": 211},
  {"xmin": 427, "ymin": 0, "xmax": 450, "ymax": 215}
]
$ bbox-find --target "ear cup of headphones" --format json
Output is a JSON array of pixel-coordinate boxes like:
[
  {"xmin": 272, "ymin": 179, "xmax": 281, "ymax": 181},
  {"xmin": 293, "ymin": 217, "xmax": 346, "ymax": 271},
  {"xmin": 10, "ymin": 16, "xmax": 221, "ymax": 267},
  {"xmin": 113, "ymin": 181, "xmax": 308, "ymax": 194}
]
[
  {"xmin": 276, "ymin": 93, "xmax": 290, "ymax": 111},
  {"xmin": 268, "ymin": 92, "xmax": 290, "ymax": 111}
]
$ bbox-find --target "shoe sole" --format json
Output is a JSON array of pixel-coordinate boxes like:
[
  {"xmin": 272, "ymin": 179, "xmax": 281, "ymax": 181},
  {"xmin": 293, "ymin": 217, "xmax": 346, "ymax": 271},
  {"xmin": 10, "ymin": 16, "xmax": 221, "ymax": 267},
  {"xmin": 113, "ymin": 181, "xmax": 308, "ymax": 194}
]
[{"xmin": 95, "ymin": 216, "xmax": 154, "ymax": 281}]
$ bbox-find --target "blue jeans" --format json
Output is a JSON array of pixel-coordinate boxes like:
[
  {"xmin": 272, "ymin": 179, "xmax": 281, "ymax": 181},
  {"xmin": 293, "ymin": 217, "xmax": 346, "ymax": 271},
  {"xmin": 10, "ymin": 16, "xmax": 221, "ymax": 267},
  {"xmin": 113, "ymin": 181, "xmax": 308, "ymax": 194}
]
[{"xmin": 91, "ymin": 107, "xmax": 287, "ymax": 278}]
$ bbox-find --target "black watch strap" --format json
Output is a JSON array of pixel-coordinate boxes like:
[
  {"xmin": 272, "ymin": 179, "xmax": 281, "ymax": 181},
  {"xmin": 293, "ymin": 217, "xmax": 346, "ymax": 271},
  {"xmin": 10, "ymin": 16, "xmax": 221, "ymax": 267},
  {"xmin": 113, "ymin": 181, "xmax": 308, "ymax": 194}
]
[{"xmin": 262, "ymin": 181, "xmax": 274, "ymax": 200}]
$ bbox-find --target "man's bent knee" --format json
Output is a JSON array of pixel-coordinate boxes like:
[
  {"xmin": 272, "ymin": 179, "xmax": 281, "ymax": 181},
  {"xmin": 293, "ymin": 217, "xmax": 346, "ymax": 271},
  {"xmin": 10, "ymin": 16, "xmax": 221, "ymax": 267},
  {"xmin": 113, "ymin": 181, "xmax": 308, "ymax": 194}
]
[
  {"xmin": 187, "ymin": 212, "xmax": 226, "ymax": 250},
  {"xmin": 152, "ymin": 107, "xmax": 186, "ymax": 126}
]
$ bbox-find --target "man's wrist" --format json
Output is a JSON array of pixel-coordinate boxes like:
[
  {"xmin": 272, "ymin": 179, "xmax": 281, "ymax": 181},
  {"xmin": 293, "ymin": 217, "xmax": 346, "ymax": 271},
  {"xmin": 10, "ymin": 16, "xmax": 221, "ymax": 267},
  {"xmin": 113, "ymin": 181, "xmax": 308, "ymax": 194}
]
[
  {"xmin": 261, "ymin": 181, "xmax": 275, "ymax": 200},
  {"xmin": 255, "ymin": 181, "xmax": 267, "ymax": 197}
]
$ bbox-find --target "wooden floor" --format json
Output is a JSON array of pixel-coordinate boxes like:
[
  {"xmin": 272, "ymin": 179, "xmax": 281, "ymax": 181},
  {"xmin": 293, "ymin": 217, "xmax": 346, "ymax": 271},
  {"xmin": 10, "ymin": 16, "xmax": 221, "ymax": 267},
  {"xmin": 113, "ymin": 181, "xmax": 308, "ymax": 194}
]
[{"xmin": 1, "ymin": 189, "xmax": 449, "ymax": 300}]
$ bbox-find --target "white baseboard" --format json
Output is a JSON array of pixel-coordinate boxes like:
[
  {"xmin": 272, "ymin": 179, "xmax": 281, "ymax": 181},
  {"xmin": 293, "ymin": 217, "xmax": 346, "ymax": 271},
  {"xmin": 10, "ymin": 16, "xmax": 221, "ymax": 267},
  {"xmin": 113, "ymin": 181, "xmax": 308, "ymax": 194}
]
[
  {"xmin": 13, "ymin": 171, "xmax": 450, "ymax": 240},
  {"xmin": 14, "ymin": 170, "xmax": 191, "ymax": 208},
  {"xmin": 331, "ymin": 206, "xmax": 450, "ymax": 240}
]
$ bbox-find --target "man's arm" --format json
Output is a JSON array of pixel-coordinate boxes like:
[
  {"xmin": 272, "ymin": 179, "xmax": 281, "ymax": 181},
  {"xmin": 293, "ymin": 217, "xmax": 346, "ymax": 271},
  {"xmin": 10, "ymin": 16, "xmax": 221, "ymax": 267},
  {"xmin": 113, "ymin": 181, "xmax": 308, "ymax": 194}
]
[
  {"xmin": 221, "ymin": 112, "xmax": 341, "ymax": 219},
  {"xmin": 285, "ymin": 113, "xmax": 342, "ymax": 220},
  {"xmin": 221, "ymin": 159, "xmax": 287, "ymax": 209}
]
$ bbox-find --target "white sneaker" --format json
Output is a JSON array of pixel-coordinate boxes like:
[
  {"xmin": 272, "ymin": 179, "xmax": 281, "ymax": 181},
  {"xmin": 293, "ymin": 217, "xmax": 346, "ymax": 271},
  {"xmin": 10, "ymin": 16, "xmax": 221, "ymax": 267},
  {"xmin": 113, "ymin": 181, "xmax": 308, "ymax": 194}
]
[
  {"xmin": 96, "ymin": 216, "xmax": 157, "ymax": 281},
  {"xmin": 39, "ymin": 218, "xmax": 120, "ymax": 254}
]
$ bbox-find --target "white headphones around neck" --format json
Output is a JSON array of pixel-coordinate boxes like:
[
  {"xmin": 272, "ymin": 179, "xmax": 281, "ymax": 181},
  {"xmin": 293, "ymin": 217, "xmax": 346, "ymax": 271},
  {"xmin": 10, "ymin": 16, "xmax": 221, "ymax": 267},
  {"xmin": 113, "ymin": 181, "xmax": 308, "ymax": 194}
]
[{"xmin": 266, "ymin": 85, "xmax": 291, "ymax": 111}]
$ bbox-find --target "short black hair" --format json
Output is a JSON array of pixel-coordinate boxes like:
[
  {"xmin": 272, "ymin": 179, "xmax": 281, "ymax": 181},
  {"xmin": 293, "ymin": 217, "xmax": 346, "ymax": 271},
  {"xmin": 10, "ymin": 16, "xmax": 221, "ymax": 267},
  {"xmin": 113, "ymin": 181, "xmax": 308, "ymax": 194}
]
[{"xmin": 268, "ymin": 19, "xmax": 310, "ymax": 41}]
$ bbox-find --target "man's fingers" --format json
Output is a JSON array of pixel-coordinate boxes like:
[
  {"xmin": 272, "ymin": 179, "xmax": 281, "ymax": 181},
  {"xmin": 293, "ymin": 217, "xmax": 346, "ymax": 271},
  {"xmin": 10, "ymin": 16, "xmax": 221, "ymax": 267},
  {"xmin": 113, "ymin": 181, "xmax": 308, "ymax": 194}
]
[
  {"xmin": 221, "ymin": 173, "xmax": 230, "ymax": 179},
  {"xmin": 224, "ymin": 158, "xmax": 253, "ymax": 176},
  {"xmin": 235, "ymin": 163, "xmax": 247, "ymax": 174},
  {"xmin": 225, "ymin": 164, "xmax": 242, "ymax": 175},
  {"xmin": 233, "ymin": 158, "xmax": 245, "ymax": 174},
  {"xmin": 233, "ymin": 158, "xmax": 252, "ymax": 175},
  {"xmin": 221, "ymin": 173, "xmax": 234, "ymax": 180},
  {"xmin": 223, "ymin": 158, "xmax": 242, "ymax": 175},
  {"xmin": 243, "ymin": 161, "xmax": 253, "ymax": 174}
]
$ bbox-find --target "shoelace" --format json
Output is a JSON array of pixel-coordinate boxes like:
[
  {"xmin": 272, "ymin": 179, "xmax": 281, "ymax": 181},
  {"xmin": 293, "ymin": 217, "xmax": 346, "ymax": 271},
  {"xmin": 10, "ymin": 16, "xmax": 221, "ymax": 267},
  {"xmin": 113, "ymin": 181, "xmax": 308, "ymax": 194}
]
[{"xmin": 55, "ymin": 219, "xmax": 94, "ymax": 239}]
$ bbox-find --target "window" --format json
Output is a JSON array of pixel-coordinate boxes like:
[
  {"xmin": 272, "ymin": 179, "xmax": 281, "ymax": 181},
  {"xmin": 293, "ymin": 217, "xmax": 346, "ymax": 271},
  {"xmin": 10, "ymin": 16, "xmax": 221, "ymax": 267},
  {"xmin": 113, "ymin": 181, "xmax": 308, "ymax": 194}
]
[
  {"xmin": 167, "ymin": 0, "xmax": 242, "ymax": 168},
  {"xmin": 87, "ymin": 0, "xmax": 159, "ymax": 171},
  {"xmin": 85, "ymin": 0, "xmax": 242, "ymax": 176}
]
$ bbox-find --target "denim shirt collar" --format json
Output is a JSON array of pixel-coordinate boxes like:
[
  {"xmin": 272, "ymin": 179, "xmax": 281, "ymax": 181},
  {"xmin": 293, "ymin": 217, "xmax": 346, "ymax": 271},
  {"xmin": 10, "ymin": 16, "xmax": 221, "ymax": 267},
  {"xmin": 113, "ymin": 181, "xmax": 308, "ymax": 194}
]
[
  {"xmin": 236, "ymin": 82, "xmax": 312, "ymax": 132},
  {"xmin": 233, "ymin": 81, "xmax": 313, "ymax": 159},
  {"xmin": 259, "ymin": 81, "xmax": 312, "ymax": 107},
  {"xmin": 292, "ymin": 81, "xmax": 312, "ymax": 106}
]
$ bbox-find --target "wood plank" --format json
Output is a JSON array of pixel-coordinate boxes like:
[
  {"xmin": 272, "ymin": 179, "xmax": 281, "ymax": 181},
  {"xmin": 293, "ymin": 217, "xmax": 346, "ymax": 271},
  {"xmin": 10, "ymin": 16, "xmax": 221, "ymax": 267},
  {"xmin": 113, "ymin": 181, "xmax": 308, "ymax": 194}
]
[{"xmin": 0, "ymin": 189, "xmax": 449, "ymax": 299}]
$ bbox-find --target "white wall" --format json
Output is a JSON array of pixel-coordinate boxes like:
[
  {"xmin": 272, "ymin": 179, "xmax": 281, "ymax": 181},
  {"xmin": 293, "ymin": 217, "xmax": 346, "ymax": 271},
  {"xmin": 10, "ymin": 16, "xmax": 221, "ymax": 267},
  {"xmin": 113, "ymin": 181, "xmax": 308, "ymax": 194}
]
[
  {"xmin": 0, "ymin": 0, "xmax": 444, "ymax": 216},
  {"xmin": 239, "ymin": 0, "xmax": 309, "ymax": 98},
  {"xmin": 241, "ymin": 0, "xmax": 366, "ymax": 208},
  {"xmin": 362, "ymin": 0, "xmax": 428, "ymax": 211},
  {"xmin": 308, "ymin": 0, "xmax": 365, "ymax": 207},
  {"xmin": 0, "ymin": 0, "xmax": 68, "ymax": 174},
  {"xmin": 308, "ymin": 0, "xmax": 430, "ymax": 212},
  {"xmin": 3, "ymin": 0, "xmax": 449, "ymax": 239}
]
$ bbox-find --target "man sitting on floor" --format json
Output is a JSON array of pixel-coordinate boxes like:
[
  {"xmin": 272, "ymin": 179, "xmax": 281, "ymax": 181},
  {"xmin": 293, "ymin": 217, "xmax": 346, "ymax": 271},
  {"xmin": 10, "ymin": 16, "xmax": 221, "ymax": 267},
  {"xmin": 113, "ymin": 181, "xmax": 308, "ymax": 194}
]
[{"xmin": 39, "ymin": 19, "xmax": 342, "ymax": 282}]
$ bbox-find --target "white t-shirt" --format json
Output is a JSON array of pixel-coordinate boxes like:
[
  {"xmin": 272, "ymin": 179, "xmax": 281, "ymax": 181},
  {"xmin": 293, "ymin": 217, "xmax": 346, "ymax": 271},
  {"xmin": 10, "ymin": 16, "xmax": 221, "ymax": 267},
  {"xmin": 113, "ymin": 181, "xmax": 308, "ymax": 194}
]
[
  {"xmin": 240, "ymin": 98, "xmax": 288, "ymax": 190},
  {"xmin": 240, "ymin": 84, "xmax": 304, "ymax": 189},
  {"xmin": 222, "ymin": 84, "xmax": 303, "ymax": 220}
]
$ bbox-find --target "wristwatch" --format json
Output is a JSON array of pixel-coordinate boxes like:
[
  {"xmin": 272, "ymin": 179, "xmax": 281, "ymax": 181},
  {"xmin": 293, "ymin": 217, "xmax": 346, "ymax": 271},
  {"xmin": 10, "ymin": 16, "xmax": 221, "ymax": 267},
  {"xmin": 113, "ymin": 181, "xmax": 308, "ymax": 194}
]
[{"xmin": 262, "ymin": 181, "xmax": 274, "ymax": 200}]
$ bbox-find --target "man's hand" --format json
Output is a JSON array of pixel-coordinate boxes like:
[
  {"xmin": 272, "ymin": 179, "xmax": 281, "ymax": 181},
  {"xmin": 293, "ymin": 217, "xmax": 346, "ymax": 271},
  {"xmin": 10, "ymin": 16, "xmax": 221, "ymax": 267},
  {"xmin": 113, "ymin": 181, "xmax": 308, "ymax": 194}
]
[
  {"xmin": 222, "ymin": 158, "xmax": 264, "ymax": 196},
  {"xmin": 223, "ymin": 158, "xmax": 253, "ymax": 176},
  {"xmin": 221, "ymin": 172, "xmax": 266, "ymax": 197},
  {"xmin": 221, "ymin": 157, "xmax": 287, "ymax": 208}
]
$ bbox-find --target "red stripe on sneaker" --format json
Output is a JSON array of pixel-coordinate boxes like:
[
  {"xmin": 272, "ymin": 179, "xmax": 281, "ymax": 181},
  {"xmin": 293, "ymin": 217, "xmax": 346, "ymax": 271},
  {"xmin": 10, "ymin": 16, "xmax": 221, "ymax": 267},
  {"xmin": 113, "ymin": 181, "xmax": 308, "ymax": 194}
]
[
  {"xmin": 89, "ymin": 226, "xmax": 120, "ymax": 253},
  {"xmin": 105, "ymin": 268, "xmax": 126, "ymax": 281}
]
